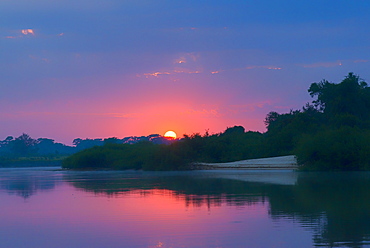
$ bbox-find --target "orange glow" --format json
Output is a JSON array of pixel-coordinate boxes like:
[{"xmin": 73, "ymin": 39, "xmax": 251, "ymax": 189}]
[
  {"xmin": 21, "ymin": 29, "xmax": 35, "ymax": 35},
  {"xmin": 164, "ymin": 130, "xmax": 177, "ymax": 139}
]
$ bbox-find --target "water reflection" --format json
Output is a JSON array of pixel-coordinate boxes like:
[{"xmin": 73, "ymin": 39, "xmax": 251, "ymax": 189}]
[
  {"xmin": 64, "ymin": 170, "xmax": 370, "ymax": 247},
  {"xmin": 0, "ymin": 167, "xmax": 61, "ymax": 199},
  {"xmin": 280, "ymin": 172, "xmax": 370, "ymax": 247},
  {"xmin": 1, "ymin": 167, "xmax": 370, "ymax": 247},
  {"xmin": 64, "ymin": 171, "xmax": 271, "ymax": 208}
]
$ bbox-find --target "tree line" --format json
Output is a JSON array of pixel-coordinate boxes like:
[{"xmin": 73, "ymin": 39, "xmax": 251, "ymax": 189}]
[
  {"xmin": 0, "ymin": 134, "xmax": 74, "ymax": 158},
  {"xmin": 0, "ymin": 133, "xmax": 175, "ymax": 159},
  {"xmin": 62, "ymin": 126, "xmax": 266, "ymax": 170},
  {"xmin": 62, "ymin": 72, "xmax": 370, "ymax": 171}
]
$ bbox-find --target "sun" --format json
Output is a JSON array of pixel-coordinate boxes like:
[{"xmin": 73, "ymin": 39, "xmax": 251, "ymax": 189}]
[{"xmin": 164, "ymin": 130, "xmax": 177, "ymax": 139}]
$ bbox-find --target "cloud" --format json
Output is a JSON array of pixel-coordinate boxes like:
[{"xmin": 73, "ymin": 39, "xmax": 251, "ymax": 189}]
[
  {"xmin": 139, "ymin": 69, "xmax": 202, "ymax": 78},
  {"xmin": 173, "ymin": 52, "xmax": 199, "ymax": 64},
  {"xmin": 181, "ymin": 108, "xmax": 220, "ymax": 118},
  {"xmin": 211, "ymin": 70, "xmax": 222, "ymax": 74},
  {"xmin": 28, "ymin": 55, "xmax": 50, "ymax": 63},
  {"xmin": 302, "ymin": 61, "xmax": 342, "ymax": 68},
  {"xmin": 21, "ymin": 29, "xmax": 35, "ymax": 35},
  {"xmin": 244, "ymin": 66, "xmax": 282, "ymax": 70},
  {"xmin": 173, "ymin": 69, "xmax": 202, "ymax": 74},
  {"xmin": 354, "ymin": 59, "xmax": 368, "ymax": 63},
  {"xmin": 141, "ymin": 71, "xmax": 171, "ymax": 78},
  {"xmin": 212, "ymin": 65, "xmax": 282, "ymax": 74},
  {"xmin": 186, "ymin": 52, "xmax": 199, "ymax": 62},
  {"xmin": 139, "ymin": 64, "xmax": 281, "ymax": 78},
  {"xmin": 174, "ymin": 57, "xmax": 186, "ymax": 64},
  {"xmin": 2, "ymin": 29, "xmax": 65, "ymax": 40},
  {"xmin": 2, "ymin": 29, "xmax": 35, "ymax": 39}
]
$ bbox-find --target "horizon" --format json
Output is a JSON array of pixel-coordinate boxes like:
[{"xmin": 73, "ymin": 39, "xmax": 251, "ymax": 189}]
[
  {"xmin": 1, "ymin": 125, "xmax": 253, "ymax": 146},
  {"xmin": 1, "ymin": 1, "xmax": 370, "ymax": 145}
]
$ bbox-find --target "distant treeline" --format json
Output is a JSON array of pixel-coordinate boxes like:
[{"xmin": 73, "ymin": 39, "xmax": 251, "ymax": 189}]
[
  {"xmin": 62, "ymin": 127, "xmax": 266, "ymax": 170},
  {"xmin": 62, "ymin": 72, "xmax": 370, "ymax": 171},
  {"xmin": 0, "ymin": 133, "xmax": 174, "ymax": 166}
]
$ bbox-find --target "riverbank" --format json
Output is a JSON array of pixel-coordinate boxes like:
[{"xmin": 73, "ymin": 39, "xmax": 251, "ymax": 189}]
[
  {"xmin": 193, "ymin": 155, "xmax": 298, "ymax": 169},
  {"xmin": 0, "ymin": 156, "xmax": 64, "ymax": 168}
]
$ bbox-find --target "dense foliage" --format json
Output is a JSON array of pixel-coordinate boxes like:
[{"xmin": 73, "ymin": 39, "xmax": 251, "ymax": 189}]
[
  {"xmin": 265, "ymin": 73, "xmax": 370, "ymax": 170},
  {"xmin": 295, "ymin": 127, "xmax": 370, "ymax": 170},
  {"xmin": 62, "ymin": 127, "xmax": 266, "ymax": 170}
]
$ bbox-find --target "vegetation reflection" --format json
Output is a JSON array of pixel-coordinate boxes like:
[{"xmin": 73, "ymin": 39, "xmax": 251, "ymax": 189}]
[{"xmin": 65, "ymin": 171, "xmax": 370, "ymax": 247}]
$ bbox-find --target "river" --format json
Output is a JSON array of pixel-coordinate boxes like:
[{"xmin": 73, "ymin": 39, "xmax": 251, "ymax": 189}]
[{"xmin": 1, "ymin": 167, "xmax": 370, "ymax": 247}]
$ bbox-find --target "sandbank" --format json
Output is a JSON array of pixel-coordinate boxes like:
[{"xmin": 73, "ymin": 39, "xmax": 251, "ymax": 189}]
[{"xmin": 195, "ymin": 155, "xmax": 298, "ymax": 169}]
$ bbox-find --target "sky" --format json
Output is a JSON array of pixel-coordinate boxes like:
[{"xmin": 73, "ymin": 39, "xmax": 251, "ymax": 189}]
[{"xmin": 1, "ymin": 0, "xmax": 370, "ymax": 144}]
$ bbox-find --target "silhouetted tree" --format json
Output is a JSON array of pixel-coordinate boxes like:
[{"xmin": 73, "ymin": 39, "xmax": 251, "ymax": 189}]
[
  {"xmin": 308, "ymin": 72, "xmax": 370, "ymax": 124},
  {"xmin": 223, "ymin": 126, "xmax": 245, "ymax": 135},
  {"xmin": 10, "ymin": 133, "xmax": 38, "ymax": 156},
  {"xmin": 264, "ymin": 111, "xmax": 280, "ymax": 130}
]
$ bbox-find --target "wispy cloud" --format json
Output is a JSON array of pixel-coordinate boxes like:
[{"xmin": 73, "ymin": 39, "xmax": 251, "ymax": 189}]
[
  {"xmin": 3, "ymin": 29, "xmax": 64, "ymax": 39},
  {"xmin": 142, "ymin": 71, "xmax": 171, "ymax": 77},
  {"xmin": 173, "ymin": 52, "xmax": 199, "ymax": 64},
  {"xmin": 302, "ymin": 61, "xmax": 342, "ymax": 68},
  {"xmin": 139, "ymin": 64, "xmax": 281, "ymax": 78},
  {"xmin": 354, "ymin": 59, "xmax": 368, "ymax": 63},
  {"xmin": 29, "ymin": 55, "xmax": 50, "ymax": 63},
  {"xmin": 3, "ymin": 29, "xmax": 35, "ymax": 39},
  {"xmin": 181, "ymin": 108, "xmax": 220, "ymax": 118},
  {"xmin": 21, "ymin": 29, "xmax": 35, "ymax": 35},
  {"xmin": 214, "ymin": 66, "xmax": 282, "ymax": 73},
  {"xmin": 139, "ymin": 69, "xmax": 202, "ymax": 78},
  {"xmin": 211, "ymin": 70, "xmax": 222, "ymax": 74},
  {"xmin": 244, "ymin": 66, "xmax": 282, "ymax": 70}
]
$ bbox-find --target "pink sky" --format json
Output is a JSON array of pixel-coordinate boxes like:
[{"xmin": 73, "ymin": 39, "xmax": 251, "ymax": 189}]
[{"xmin": 1, "ymin": 1, "xmax": 370, "ymax": 144}]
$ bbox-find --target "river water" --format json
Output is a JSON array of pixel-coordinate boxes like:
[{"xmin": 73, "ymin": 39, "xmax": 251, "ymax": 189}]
[{"xmin": 1, "ymin": 167, "xmax": 370, "ymax": 248}]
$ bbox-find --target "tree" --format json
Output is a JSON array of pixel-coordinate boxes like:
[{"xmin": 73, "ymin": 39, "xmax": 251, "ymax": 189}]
[
  {"xmin": 223, "ymin": 126, "xmax": 245, "ymax": 135},
  {"xmin": 308, "ymin": 72, "xmax": 370, "ymax": 123},
  {"xmin": 72, "ymin": 138, "xmax": 83, "ymax": 147},
  {"xmin": 10, "ymin": 133, "xmax": 38, "ymax": 156},
  {"xmin": 264, "ymin": 111, "xmax": 280, "ymax": 130},
  {"xmin": 0, "ymin": 136, "xmax": 14, "ymax": 147}
]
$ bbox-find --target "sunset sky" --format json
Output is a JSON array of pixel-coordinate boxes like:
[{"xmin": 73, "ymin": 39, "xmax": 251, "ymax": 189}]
[{"xmin": 1, "ymin": 1, "xmax": 370, "ymax": 144}]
